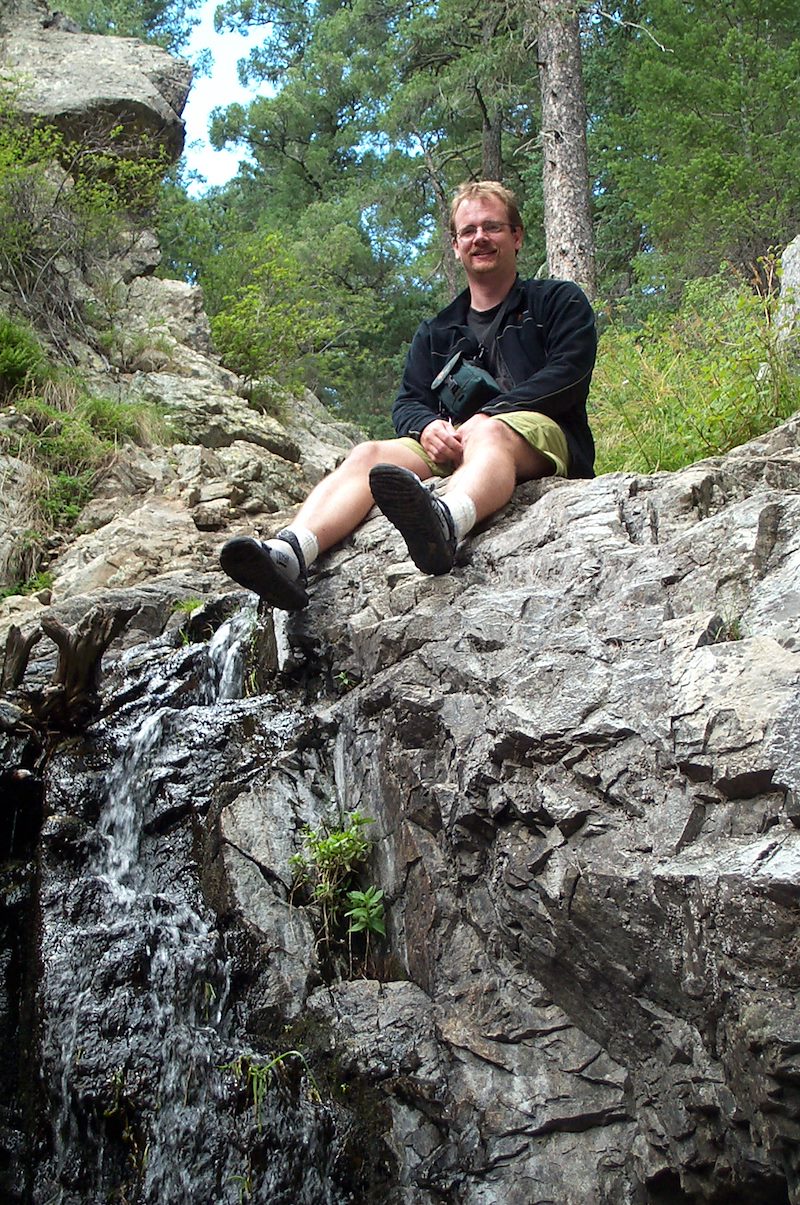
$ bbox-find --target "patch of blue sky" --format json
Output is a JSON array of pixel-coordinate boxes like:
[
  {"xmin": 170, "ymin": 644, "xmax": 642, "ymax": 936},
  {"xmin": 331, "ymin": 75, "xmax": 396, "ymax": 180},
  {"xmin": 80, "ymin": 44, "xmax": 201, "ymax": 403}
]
[{"xmin": 181, "ymin": 0, "xmax": 268, "ymax": 194}]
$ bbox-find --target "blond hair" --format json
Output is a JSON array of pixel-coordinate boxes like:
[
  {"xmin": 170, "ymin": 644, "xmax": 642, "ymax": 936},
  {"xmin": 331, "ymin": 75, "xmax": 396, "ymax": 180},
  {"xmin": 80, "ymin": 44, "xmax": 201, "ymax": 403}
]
[{"xmin": 449, "ymin": 181, "xmax": 523, "ymax": 239}]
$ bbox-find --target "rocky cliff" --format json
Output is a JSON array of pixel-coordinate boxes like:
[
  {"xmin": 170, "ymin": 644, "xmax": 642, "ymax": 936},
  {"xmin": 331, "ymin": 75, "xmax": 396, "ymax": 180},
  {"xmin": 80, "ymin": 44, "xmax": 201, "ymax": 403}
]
[{"xmin": 2, "ymin": 6, "xmax": 800, "ymax": 1205}]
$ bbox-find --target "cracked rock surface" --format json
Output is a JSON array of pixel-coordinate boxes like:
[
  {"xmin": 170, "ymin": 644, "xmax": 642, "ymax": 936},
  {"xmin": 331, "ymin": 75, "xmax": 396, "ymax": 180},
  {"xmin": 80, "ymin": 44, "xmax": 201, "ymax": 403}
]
[
  {"xmin": 236, "ymin": 418, "xmax": 800, "ymax": 1203},
  {"xmin": 8, "ymin": 419, "xmax": 800, "ymax": 1204}
]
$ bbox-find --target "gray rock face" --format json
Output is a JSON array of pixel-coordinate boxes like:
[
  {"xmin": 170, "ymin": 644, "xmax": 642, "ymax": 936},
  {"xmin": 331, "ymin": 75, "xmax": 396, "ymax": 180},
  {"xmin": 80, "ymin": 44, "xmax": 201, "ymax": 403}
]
[
  {"xmin": 1, "ymin": 0, "xmax": 191, "ymax": 157},
  {"xmin": 226, "ymin": 416, "xmax": 800, "ymax": 1203},
  {"xmin": 10, "ymin": 409, "xmax": 800, "ymax": 1204},
  {"xmin": 0, "ymin": 251, "xmax": 359, "ymax": 613},
  {"xmin": 779, "ymin": 234, "xmax": 800, "ymax": 353},
  {"xmin": 3, "ymin": 423, "xmax": 799, "ymax": 1205}
]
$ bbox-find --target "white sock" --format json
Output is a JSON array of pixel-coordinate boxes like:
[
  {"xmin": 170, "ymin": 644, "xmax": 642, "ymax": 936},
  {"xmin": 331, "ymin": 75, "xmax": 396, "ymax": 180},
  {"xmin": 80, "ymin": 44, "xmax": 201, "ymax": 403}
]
[
  {"xmin": 290, "ymin": 526, "xmax": 320, "ymax": 570},
  {"xmin": 442, "ymin": 490, "xmax": 477, "ymax": 541},
  {"xmin": 264, "ymin": 526, "xmax": 319, "ymax": 581}
]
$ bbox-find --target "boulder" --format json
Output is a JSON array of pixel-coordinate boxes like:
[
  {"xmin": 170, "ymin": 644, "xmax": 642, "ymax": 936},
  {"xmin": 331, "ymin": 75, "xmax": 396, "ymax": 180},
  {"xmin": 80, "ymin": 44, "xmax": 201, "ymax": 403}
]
[
  {"xmin": 239, "ymin": 412, "xmax": 800, "ymax": 1203},
  {"xmin": 0, "ymin": 0, "xmax": 191, "ymax": 159},
  {"xmin": 21, "ymin": 411, "xmax": 800, "ymax": 1202}
]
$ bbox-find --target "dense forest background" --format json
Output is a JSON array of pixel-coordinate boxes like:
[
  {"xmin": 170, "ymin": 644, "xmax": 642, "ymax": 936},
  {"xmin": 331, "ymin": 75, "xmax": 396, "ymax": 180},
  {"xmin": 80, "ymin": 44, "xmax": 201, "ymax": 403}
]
[{"xmin": 20, "ymin": 0, "xmax": 800, "ymax": 466}]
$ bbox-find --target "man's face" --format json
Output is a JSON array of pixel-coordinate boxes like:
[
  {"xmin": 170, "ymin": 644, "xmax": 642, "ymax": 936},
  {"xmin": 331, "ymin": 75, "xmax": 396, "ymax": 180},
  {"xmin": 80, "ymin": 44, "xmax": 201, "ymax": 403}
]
[{"xmin": 451, "ymin": 195, "xmax": 523, "ymax": 283}]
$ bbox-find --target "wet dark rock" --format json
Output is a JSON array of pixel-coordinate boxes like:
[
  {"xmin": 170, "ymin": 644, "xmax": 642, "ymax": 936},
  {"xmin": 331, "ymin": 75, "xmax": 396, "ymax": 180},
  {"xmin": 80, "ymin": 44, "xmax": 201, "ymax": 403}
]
[
  {"xmin": 13, "ymin": 608, "xmax": 395, "ymax": 1204},
  {"xmin": 4, "ymin": 419, "xmax": 800, "ymax": 1203}
]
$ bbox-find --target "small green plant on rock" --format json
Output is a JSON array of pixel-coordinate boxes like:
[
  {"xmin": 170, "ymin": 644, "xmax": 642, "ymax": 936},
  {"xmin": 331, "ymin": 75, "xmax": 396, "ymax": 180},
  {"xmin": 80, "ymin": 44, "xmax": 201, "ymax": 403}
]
[
  {"xmin": 172, "ymin": 597, "xmax": 203, "ymax": 615},
  {"xmin": 0, "ymin": 355, "xmax": 171, "ymax": 560},
  {"xmin": 344, "ymin": 886, "xmax": 386, "ymax": 937},
  {"xmin": 0, "ymin": 314, "xmax": 50, "ymax": 398},
  {"xmin": 219, "ymin": 1050, "xmax": 319, "ymax": 1133},
  {"xmin": 709, "ymin": 613, "xmax": 744, "ymax": 643},
  {"xmin": 334, "ymin": 669, "xmax": 356, "ymax": 694},
  {"xmin": 290, "ymin": 811, "xmax": 386, "ymax": 975},
  {"xmin": 0, "ymin": 567, "xmax": 53, "ymax": 601}
]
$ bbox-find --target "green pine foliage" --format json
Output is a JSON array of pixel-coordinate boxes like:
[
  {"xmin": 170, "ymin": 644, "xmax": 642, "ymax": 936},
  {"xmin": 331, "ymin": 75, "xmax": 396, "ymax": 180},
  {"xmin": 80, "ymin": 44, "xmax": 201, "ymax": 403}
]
[
  {"xmin": 156, "ymin": 0, "xmax": 799, "ymax": 454},
  {"xmin": 587, "ymin": 0, "xmax": 800, "ymax": 289},
  {"xmin": 57, "ymin": 0, "xmax": 202, "ymax": 52}
]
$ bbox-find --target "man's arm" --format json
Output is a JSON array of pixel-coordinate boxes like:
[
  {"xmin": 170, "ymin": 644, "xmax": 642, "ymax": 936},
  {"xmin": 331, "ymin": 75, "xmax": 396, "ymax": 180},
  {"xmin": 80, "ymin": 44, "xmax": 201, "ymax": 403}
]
[
  {"xmin": 483, "ymin": 280, "xmax": 596, "ymax": 422},
  {"xmin": 391, "ymin": 322, "xmax": 442, "ymax": 437}
]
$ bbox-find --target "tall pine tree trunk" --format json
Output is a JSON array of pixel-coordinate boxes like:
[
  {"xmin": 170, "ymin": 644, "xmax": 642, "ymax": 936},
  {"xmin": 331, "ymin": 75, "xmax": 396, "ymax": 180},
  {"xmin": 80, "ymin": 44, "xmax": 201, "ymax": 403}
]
[
  {"xmin": 537, "ymin": 0, "xmax": 596, "ymax": 297},
  {"xmin": 479, "ymin": 99, "xmax": 503, "ymax": 181},
  {"xmin": 479, "ymin": 13, "xmax": 503, "ymax": 181},
  {"xmin": 419, "ymin": 139, "xmax": 460, "ymax": 298}
]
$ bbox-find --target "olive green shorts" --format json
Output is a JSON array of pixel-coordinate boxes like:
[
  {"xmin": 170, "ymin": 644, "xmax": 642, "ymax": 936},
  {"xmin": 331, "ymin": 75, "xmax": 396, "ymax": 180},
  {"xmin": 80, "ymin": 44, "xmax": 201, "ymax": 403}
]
[{"xmin": 394, "ymin": 411, "xmax": 569, "ymax": 479}]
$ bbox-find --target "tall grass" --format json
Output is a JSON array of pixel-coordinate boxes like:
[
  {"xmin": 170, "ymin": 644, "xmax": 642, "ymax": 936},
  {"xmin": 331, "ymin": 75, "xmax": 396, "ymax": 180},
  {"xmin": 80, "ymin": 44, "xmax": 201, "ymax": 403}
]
[
  {"xmin": 591, "ymin": 271, "xmax": 799, "ymax": 474},
  {"xmin": 0, "ymin": 317, "xmax": 175, "ymax": 592}
]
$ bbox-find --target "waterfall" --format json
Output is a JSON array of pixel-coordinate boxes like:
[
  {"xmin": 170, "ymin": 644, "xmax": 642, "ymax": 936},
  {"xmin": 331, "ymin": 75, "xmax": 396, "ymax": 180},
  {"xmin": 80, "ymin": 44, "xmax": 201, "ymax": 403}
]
[
  {"xmin": 33, "ymin": 606, "xmax": 356, "ymax": 1205},
  {"xmin": 207, "ymin": 601, "xmax": 258, "ymax": 702}
]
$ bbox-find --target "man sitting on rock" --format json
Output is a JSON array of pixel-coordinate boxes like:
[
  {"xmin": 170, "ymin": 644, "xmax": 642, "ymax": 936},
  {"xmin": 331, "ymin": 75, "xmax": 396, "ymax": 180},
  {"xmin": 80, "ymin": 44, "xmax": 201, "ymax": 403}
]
[{"xmin": 219, "ymin": 180, "xmax": 597, "ymax": 609}]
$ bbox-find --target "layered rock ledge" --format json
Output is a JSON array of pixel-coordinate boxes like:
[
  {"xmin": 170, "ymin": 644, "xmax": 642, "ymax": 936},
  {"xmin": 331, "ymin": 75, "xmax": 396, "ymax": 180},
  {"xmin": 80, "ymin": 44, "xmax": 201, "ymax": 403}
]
[{"xmin": 9, "ymin": 414, "xmax": 800, "ymax": 1203}]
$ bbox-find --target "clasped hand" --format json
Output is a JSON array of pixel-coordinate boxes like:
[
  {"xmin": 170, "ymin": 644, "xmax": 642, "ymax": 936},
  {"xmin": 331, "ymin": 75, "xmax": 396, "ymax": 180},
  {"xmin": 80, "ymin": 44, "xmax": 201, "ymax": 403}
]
[{"xmin": 420, "ymin": 413, "xmax": 492, "ymax": 467}]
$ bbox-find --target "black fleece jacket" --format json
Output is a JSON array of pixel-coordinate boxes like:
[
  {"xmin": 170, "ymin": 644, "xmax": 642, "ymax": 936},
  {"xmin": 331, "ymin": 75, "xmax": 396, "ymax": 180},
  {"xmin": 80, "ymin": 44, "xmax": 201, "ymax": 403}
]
[{"xmin": 392, "ymin": 276, "xmax": 597, "ymax": 478}]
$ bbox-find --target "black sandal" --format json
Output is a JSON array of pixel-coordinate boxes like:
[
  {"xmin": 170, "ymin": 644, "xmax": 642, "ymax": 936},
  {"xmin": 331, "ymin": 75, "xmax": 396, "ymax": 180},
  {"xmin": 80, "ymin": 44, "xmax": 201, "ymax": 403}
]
[
  {"xmin": 219, "ymin": 536, "xmax": 309, "ymax": 610},
  {"xmin": 369, "ymin": 464, "xmax": 457, "ymax": 576}
]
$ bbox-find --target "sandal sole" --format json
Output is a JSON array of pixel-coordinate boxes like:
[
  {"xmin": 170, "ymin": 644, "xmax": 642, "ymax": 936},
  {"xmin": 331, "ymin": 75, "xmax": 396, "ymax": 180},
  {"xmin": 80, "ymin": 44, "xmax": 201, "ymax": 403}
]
[
  {"xmin": 219, "ymin": 536, "xmax": 309, "ymax": 610},
  {"xmin": 369, "ymin": 465, "xmax": 456, "ymax": 575}
]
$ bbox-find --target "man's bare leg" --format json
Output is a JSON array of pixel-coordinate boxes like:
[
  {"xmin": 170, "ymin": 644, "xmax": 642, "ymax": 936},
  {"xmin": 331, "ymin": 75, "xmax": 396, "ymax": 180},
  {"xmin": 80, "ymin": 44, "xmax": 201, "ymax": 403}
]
[
  {"xmin": 368, "ymin": 415, "xmax": 553, "ymax": 576},
  {"xmin": 219, "ymin": 437, "xmax": 435, "ymax": 606},
  {"xmin": 293, "ymin": 438, "xmax": 436, "ymax": 553},
  {"xmin": 445, "ymin": 414, "xmax": 553, "ymax": 522}
]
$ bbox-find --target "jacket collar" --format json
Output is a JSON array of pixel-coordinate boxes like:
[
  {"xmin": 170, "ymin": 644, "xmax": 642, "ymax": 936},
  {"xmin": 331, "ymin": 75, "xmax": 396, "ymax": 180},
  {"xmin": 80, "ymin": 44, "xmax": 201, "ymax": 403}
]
[{"xmin": 437, "ymin": 274, "xmax": 523, "ymax": 328}]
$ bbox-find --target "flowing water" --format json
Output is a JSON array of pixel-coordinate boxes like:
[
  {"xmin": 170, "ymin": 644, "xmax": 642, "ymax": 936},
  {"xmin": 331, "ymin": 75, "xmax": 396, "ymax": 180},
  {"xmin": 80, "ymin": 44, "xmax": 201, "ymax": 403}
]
[{"xmin": 33, "ymin": 608, "xmax": 361, "ymax": 1204}]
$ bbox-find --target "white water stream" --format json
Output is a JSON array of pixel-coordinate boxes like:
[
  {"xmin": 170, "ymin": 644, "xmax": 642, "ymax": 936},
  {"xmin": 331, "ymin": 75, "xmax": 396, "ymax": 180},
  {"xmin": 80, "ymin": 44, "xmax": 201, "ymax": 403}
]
[{"xmin": 37, "ymin": 605, "xmax": 354, "ymax": 1204}]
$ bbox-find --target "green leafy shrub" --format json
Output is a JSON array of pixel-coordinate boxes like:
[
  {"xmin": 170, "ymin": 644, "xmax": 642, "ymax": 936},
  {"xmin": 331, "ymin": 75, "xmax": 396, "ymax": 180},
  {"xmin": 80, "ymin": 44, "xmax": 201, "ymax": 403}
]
[
  {"xmin": 0, "ymin": 314, "xmax": 50, "ymax": 398},
  {"xmin": 210, "ymin": 232, "xmax": 344, "ymax": 393},
  {"xmin": 1, "ymin": 374, "xmax": 170, "ymax": 532},
  {"xmin": 289, "ymin": 811, "xmax": 385, "ymax": 973},
  {"xmin": 592, "ymin": 267, "xmax": 799, "ymax": 474},
  {"xmin": 344, "ymin": 886, "xmax": 386, "ymax": 937},
  {"xmin": 0, "ymin": 569, "xmax": 53, "ymax": 602}
]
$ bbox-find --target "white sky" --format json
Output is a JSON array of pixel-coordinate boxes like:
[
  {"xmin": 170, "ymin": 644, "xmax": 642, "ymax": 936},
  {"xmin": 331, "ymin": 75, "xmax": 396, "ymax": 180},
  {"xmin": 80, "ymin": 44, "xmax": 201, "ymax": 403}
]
[{"xmin": 181, "ymin": 0, "xmax": 263, "ymax": 193}]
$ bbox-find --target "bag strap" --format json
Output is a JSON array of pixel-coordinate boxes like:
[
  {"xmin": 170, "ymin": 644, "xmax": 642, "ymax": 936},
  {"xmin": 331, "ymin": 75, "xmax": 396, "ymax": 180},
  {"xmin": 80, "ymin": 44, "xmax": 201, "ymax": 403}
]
[{"xmin": 471, "ymin": 283, "xmax": 517, "ymax": 368}]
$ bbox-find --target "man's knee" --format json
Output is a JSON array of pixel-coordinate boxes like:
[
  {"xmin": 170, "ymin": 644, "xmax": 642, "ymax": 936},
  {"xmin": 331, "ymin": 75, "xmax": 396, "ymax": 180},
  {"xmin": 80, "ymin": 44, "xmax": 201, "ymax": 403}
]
[
  {"xmin": 342, "ymin": 437, "xmax": 429, "ymax": 475},
  {"xmin": 465, "ymin": 418, "xmax": 553, "ymax": 481},
  {"xmin": 343, "ymin": 440, "xmax": 386, "ymax": 471},
  {"xmin": 463, "ymin": 417, "xmax": 519, "ymax": 462}
]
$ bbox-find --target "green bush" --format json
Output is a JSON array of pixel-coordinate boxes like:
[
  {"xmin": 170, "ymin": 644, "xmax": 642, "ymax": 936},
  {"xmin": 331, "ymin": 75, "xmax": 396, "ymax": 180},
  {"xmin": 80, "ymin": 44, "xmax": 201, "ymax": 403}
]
[
  {"xmin": 209, "ymin": 232, "xmax": 344, "ymax": 391},
  {"xmin": 592, "ymin": 268, "xmax": 799, "ymax": 474},
  {"xmin": 0, "ymin": 314, "xmax": 50, "ymax": 398},
  {"xmin": 1, "ymin": 375, "xmax": 169, "ymax": 531}
]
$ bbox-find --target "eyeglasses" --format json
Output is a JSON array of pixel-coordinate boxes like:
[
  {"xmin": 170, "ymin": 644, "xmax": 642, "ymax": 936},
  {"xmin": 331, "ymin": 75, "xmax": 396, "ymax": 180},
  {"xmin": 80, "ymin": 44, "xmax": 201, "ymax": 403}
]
[{"xmin": 455, "ymin": 221, "xmax": 516, "ymax": 242}]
